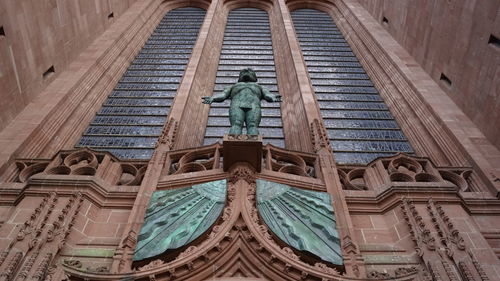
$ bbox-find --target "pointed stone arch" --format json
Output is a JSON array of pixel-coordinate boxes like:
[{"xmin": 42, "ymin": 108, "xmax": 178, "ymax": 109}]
[
  {"xmin": 63, "ymin": 166, "xmax": 419, "ymax": 280},
  {"xmin": 223, "ymin": 0, "xmax": 274, "ymax": 12}
]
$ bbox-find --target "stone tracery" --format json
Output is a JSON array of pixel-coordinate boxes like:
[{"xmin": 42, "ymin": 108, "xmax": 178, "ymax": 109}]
[{"xmin": 0, "ymin": 0, "xmax": 498, "ymax": 280}]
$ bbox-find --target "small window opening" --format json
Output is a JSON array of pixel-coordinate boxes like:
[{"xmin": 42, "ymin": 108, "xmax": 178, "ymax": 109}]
[
  {"xmin": 488, "ymin": 34, "xmax": 500, "ymax": 48},
  {"xmin": 0, "ymin": 26, "xmax": 5, "ymax": 37},
  {"xmin": 43, "ymin": 66, "xmax": 55, "ymax": 79},
  {"xmin": 382, "ymin": 17, "xmax": 389, "ymax": 25},
  {"xmin": 440, "ymin": 73, "xmax": 452, "ymax": 87},
  {"xmin": 108, "ymin": 12, "xmax": 114, "ymax": 19}
]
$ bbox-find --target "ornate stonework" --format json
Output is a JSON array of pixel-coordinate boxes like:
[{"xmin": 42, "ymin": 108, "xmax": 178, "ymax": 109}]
[{"xmin": 0, "ymin": 0, "xmax": 499, "ymax": 280}]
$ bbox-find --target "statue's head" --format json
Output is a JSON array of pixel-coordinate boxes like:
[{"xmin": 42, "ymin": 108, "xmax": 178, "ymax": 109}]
[{"xmin": 238, "ymin": 68, "xmax": 257, "ymax": 82}]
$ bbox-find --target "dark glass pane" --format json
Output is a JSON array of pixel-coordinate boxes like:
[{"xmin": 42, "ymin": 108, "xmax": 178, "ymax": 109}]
[
  {"xmin": 84, "ymin": 126, "xmax": 163, "ymax": 136},
  {"xmin": 77, "ymin": 136, "xmax": 158, "ymax": 148},
  {"xmin": 328, "ymin": 129, "xmax": 407, "ymax": 141},
  {"xmin": 77, "ymin": 7, "xmax": 206, "ymax": 159},
  {"xmin": 292, "ymin": 9, "xmax": 414, "ymax": 164}
]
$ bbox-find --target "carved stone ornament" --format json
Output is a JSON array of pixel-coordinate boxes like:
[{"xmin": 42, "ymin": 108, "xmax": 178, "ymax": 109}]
[
  {"xmin": 264, "ymin": 144, "xmax": 318, "ymax": 178},
  {"xmin": 9, "ymin": 148, "xmax": 147, "ymax": 186},
  {"xmin": 166, "ymin": 143, "xmax": 222, "ymax": 175},
  {"xmin": 137, "ymin": 259, "xmax": 165, "ymax": 272},
  {"xmin": 401, "ymin": 198, "xmax": 490, "ymax": 281},
  {"xmin": 394, "ymin": 266, "xmax": 419, "ymax": 277},
  {"xmin": 228, "ymin": 163, "xmax": 257, "ymax": 184},
  {"xmin": 85, "ymin": 266, "xmax": 110, "ymax": 273},
  {"xmin": 64, "ymin": 174, "xmax": 415, "ymax": 280},
  {"xmin": 367, "ymin": 270, "xmax": 390, "ymax": 279},
  {"xmin": 121, "ymin": 230, "xmax": 138, "ymax": 249},
  {"xmin": 339, "ymin": 153, "xmax": 472, "ymax": 191},
  {"xmin": 63, "ymin": 259, "xmax": 83, "ymax": 269},
  {"xmin": 310, "ymin": 118, "xmax": 331, "ymax": 153},
  {"xmin": 157, "ymin": 118, "xmax": 178, "ymax": 149},
  {"xmin": 164, "ymin": 142, "xmax": 319, "ymax": 180}
]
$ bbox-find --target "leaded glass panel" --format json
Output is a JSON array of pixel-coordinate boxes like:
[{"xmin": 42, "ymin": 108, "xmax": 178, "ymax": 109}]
[
  {"xmin": 291, "ymin": 9, "xmax": 414, "ymax": 164},
  {"xmin": 76, "ymin": 7, "xmax": 206, "ymax": 160}
]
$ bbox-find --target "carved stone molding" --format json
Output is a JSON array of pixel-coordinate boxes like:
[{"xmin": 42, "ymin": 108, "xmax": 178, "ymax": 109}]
[
  {"xmin": 228, "ymin": 163, "xmax": 257, "ymax": 184},
  {"xmin": 264, "ymin": 144, "xmax": 319, "ymax": 179},
  {"xmin": 63, "ymin": 173, "xmax": 417, "ymax": 280},
  {"xmin": 165, "ymin": 143, "xmax": 223, "ymax": 175},
  {"xmin": 310, "ymin": 118, "xmax": 332, "ymax": 154},
  {"xmin": 162, "ymin": 143, "xmax": 320, "ymax": 181},
  {"xmin": 0, "ymin": 192, "xmax": 83, "ymax": 280},
  {"xmin": 4, "ymin": 148, "xmax": 147, "ymax": 187},
  {"xmin": 156, "ymin": 118, "xmax": 178, "ymax": 149},
  {"xmin": 339, "ymin": 154, "xmax": 472, "ymax": 192},
  {"xmin": 400, "ymin": 198, "xmax": 492, "ymax": 281}
]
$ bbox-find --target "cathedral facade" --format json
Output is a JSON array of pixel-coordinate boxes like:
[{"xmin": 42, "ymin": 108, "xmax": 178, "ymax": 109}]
[{"xmin": 0, "ymin": 0, "xmax": 499, "ymax": 280}]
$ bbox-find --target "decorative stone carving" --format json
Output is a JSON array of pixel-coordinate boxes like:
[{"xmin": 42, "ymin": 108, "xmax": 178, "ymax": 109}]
[
  {"xmin": 0, "ymin": 191, "xmax": 83, "ymax": 280},
  {"xmin": 0, "ymin": 252, "xmax": 23, "ymax": 280},
  {"xmin": 366, "ymin": 267, "xmax": 419, "ymax": 279},
  {"xmin": 342, "ymin": 235, "xmax": 359, "ymax": 255},
  {"xmin": 166, "ymin": 143, "xmax": 222, "ymax": 175},
  {"xmin": 339, "ymin": 153, "xmax": 472, "ymax": 191},
  {"xmin": 63, "ymin": 259, "xmax": 83, "ymax": 269},
  {"xmin": 65, "ymin": 166, "xmax": 403, "ymax": 281},
  {"xmin": 427, "ymin": 199, "xmax": 466, "ymax": 252},
  {"xmin": 157, "ymin": 118, "xmax": 178, "ymax": 149},
  {"xmin": 16, "ymin": 161, "xmax": 49, "ymax": 183},
  {"xmin": 9, "ymin": 148, "xmax": 147, "ymax": 186},
  {"xmin": 310, "ymin": 118, "xmax": 331, "ymax": 153},
  {"xmin": 118, "ymin": 163, "xmax": 147, "ymax": 186},
  {"xmin": 17, "ymin": 251, "xmax": 39, "ymax": 279},
  {"xmin": 263, "ymin": 144, "xmax": 318, "ymax": 178},
  {"xmin": 394, "ymin": 267, "xmax": 419, "ymax": 277},
  {"xmin": 176, "ymin": 246, "xmax": 199, "ymax": 260},
  {"xmin": 367, "ymin": 270, "xmax": 390, "ymax": 279},
  {"xmin": 85, "ymin": 266, "xmax": 109, "ymax": 273},
  {"xmin": 228, "ymin": 163, "xmax": 256, "ymax": 184},
  {"xmin": 32, "ymin": 253, "xmax": 53, "ymax": 281},
  {"xmin": 163, "ymin": 142, "xmax": 319, "ymax": 180},
  {"xmin": 469, "ymin": 251, "xmax": 489, "ymax": 281},
  {"xmin": 401, "ymin": 198, "xmax": 491, "ymax": 281},
  {"xmin": 314, "ymin": 262, "xmax": 340, "ymax": 275}
]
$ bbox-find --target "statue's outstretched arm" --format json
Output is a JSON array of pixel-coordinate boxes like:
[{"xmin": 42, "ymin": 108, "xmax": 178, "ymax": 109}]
[
  {"xmin": 262, "ymin": 87, "xmax": 282, "ymax": 103},
  {"xmin": 202, "ymin": 87, "xmax": 231, "ymax": 104}
]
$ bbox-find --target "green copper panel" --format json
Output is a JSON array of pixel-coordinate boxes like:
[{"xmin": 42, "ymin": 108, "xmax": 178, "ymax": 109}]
[
  {"xmin": 134, "ymin": 179, "xmax": 226, "ymax": 261},
  {"xmin": 256, "ymin": 179, "xmax": 342, "ymax": 265}
]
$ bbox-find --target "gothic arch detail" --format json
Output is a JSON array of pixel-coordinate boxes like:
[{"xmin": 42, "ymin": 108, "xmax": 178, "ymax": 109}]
[{"xmin": 63, "ymin": 167, "xmax": 420, "ymax": 280}]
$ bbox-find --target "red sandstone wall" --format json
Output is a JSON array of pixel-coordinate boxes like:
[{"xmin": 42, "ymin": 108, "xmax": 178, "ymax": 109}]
[
  {"xmin": 357, "ymin": 0, "xmax": 500, "ymax": 150},
  {"xmin": 0, "ymin": 0, "xmax": 137, "ymax": 130}
]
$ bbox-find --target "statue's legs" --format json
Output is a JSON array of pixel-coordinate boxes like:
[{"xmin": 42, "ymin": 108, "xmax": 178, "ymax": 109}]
[
  {"xmin": 245, "ymin": 107, "xmax": 261, "ymax": 135},
  {"xmin": 228, "ymin": 106, "xmax": 245, "ymax": 135}
]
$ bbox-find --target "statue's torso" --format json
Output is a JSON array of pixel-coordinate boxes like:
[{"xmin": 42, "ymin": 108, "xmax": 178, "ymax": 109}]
[{"xmin": 230, "ymin": 82, "xmax": 262, "ymax": 109}]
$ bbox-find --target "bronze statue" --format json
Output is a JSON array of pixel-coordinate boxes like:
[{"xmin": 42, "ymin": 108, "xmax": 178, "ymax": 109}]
[{"xmin": 202, "ymin": 68, "xmax": 281, "ymax": 135}]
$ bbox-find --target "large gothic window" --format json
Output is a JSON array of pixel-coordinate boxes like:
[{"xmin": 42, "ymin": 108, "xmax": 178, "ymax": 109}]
[
  {"xmin": 203, "ymin": 8, "xmax": 285, "ymax": 147},
  {"xmin": 76, "ymin": 7, "xmax": 206, "ymax": 159},
  {"xmin": 291, "ymin": 9, "xmax": 414, "ymax": 164}
]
